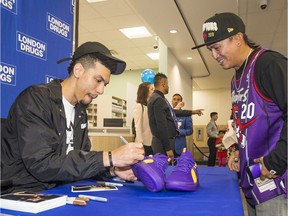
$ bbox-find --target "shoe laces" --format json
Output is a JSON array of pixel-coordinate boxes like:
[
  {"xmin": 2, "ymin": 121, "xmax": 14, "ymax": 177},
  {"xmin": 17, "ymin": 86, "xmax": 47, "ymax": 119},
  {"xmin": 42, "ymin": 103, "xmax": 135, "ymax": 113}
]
[
  {"xmin": 153, "ymin": 156, "xmax": 168, "ymax": 172},
  {"xmin": 175, "ymin": 156, "xmax": 194, "ymax": 173}
]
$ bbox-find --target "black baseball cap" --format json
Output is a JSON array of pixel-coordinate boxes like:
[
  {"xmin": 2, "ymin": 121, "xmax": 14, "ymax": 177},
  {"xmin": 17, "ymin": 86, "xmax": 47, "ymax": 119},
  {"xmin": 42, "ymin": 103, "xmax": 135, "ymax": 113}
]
[
  {"xmin": 192, "ymin": 13, "xmax": 245, "ymax": 49},
  {"xmin": 57, "ymin": 41, "xmax": 126, "ymax": 75}
]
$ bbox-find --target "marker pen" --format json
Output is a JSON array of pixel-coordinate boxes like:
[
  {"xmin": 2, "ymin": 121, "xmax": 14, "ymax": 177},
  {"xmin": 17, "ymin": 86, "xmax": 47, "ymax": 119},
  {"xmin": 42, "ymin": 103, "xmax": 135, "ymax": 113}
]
[
  {"xmin": 97, "ymin": 181, "xmax": 123, "ymax": 187},
  {"xmin": 78, "ymin": 194, "xmax": 108, "ymax": 202},
  {"xmin": 66, "ymin": 197, "xmax": 87, "ymax": 206},
  {"xmin": 119, "ymin": 136, "xmax": 129, "ymax": 144}
]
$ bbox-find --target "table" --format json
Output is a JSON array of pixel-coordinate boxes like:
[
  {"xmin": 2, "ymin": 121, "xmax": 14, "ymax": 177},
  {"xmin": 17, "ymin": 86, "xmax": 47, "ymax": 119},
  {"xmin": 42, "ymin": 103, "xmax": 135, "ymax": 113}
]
[{"xmin": 0, "ymin": 167, "xmax": 244, "ymax": 216}]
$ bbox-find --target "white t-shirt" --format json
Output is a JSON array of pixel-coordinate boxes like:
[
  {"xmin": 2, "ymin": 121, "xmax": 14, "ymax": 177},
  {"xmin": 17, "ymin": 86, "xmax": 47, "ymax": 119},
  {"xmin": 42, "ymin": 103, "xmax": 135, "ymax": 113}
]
[{"xmin": 62, "ymin": 96, "xmax": 75, "ymax": 154}]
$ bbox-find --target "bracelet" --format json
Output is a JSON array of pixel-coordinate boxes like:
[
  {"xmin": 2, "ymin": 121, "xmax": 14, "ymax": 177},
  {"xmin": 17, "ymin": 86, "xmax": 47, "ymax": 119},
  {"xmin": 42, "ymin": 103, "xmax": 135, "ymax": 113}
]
[
  {"xmin": 108, "ymin": 151, "xmax": 113, "ymax": 167},
  {"xmin": 110, "ymin": 166, "xmax": 116, "ymax": 177}
]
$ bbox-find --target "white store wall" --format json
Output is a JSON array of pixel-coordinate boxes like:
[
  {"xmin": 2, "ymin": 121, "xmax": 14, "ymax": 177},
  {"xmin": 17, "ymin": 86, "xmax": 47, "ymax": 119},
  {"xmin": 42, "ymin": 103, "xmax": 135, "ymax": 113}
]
[
  {"xmin": 95, "ymin": 37, "xmax": 233, "ymax": 129},
  {"xmin": 96, "ymin": 38, "xmax": 194, "ymax": 128},
  {"xmin": 192, "ymin": 89, "xmax": 232, "ymax": 126}
]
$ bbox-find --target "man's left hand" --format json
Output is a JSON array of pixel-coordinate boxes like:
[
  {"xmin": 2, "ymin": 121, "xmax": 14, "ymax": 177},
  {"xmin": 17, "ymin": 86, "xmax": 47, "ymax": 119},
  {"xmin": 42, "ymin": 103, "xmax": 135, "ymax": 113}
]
[
  {"xmin": 114, "ymin": 166, "xmax": 137, "ymax": 181},
  {"xmin": 254, "ymin": 157, "xmax": 278, "ymax": 181}
]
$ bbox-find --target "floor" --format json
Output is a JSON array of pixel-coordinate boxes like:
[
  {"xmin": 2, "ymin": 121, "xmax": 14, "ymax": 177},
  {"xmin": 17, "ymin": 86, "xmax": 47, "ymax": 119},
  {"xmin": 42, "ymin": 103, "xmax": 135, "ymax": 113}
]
[{"xmin": 241, "ymin": 189, "xmax": 249, "ymax": 216}]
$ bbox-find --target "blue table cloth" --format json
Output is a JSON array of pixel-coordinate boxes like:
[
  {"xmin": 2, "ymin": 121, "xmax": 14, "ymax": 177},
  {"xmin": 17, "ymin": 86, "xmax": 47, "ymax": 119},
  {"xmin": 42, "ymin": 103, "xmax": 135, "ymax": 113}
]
[{"xmin": 0, "ymin": 166, "xmax": 244, "ymax": 216}]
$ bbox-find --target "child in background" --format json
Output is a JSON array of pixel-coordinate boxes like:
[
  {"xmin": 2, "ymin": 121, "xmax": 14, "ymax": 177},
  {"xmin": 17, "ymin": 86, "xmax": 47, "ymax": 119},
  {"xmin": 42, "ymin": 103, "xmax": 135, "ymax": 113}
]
[{"xmin": 215, "ymin": 130, "xmax": 227, "ymax": 167}]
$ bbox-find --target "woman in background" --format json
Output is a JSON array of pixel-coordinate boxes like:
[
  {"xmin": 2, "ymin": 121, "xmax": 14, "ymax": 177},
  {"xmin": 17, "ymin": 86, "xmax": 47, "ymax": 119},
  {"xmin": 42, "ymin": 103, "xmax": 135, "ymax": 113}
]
[{"xmin": 133, "ymin": 82, "xmax": 154, "ymax": 156}]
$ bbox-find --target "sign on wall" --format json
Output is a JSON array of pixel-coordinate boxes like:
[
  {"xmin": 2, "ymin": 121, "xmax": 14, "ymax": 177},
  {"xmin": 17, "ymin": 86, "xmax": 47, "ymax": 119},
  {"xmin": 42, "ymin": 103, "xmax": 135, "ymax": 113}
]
[{"xmin": 1, "ymin": 0, "xmax": 74, "ymax": 118}]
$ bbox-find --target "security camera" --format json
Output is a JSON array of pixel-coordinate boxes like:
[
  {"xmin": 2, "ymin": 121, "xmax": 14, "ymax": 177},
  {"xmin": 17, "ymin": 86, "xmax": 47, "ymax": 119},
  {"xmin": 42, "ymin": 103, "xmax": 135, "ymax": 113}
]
[
  {"xmin": 153, "ymin": 44, "xmax": 158, "ymax": 49},
  {"xmin": 259, "ymin": 0, "xmax": 268, "ymax": 10}
]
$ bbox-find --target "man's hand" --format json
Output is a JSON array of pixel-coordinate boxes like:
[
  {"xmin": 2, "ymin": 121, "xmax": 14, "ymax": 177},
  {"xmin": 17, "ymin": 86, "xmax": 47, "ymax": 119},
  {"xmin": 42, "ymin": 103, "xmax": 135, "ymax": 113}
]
[
  {"xmin": 174, "ymin": 101, "xmax": 184, "ymax": 110},
  {"xmin": 166, "ymin": 150, "xmax": 174, "ymax": 158},
  {"xmin": 114, "ymin": 166, "xmax": 137, "ymax": 181},
  {"xmin": 192, "ymin": 109, "xmax": 204, "ymax": 116},
  {"xmin": 111, "ymin": 142, "xmax": 144, "ymax": 167},
  {"xmin": 254, "ymin": 157, "xmax": 278, "ymax": 181},
  {"xmin": 228, "ymin": 150, "xmax": 240, "ymax": 172}
]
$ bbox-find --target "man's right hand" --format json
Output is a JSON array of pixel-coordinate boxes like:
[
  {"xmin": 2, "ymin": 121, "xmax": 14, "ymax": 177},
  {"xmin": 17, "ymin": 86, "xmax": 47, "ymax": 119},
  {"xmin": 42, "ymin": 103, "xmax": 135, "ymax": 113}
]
[
  {"xmin": 111, "ymin": 142, "xmax": 144, "ymax": 167},
  {"xmin": 228, "ymin": 150, "xmax": 240, "ymax": 172},
  {"xmin": 174, "ymin": 102, "xmax": 184, "ymax": 110},
  {"xmin": 192, "ymin": 109, "xmax": 204, "ymax": 116}
]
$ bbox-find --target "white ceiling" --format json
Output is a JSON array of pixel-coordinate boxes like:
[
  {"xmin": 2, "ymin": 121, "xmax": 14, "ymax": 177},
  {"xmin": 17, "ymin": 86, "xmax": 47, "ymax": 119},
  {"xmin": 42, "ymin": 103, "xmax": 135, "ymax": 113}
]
[{"xmin": 78, "ymin": 0, "xmax": 287, "ymax": 90}]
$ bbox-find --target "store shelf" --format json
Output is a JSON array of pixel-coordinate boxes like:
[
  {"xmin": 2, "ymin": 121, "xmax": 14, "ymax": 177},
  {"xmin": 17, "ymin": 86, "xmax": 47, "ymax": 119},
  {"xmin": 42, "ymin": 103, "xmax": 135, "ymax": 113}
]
[{"xmin": 88, "ymin": 95, "xmax": 127, "ymax": 128}]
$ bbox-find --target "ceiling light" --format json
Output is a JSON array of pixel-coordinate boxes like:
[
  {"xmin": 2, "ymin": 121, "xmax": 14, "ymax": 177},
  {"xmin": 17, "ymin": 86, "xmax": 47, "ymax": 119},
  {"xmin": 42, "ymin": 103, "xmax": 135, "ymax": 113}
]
[
  {"xmin": 120, "ymin": 26, "xmax": 152, "ymax": 39},
  {"xmin": 147, "ymin": 52, "xmax": 159, "ymax": 60},
  {"xmin": 169, "ymin": 29, "xmax": 177, "ymax": 34},
  {"xmin": 187, "ymin": 57, "xmax": 192, "ymax": 60},
  {"xmin": 86, "ymin": 0, "xmax": 108, "ymax": 3}
]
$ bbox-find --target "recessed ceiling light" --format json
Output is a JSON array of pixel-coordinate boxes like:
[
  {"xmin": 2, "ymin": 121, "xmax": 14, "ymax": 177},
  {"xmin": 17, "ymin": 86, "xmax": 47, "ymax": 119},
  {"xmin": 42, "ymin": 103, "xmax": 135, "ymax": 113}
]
[
  {"xmin": 169, "ymin": 29, "xmax": 177, "ymax": 34},
  {"xmin": 187, "ymin": 57, "xmax": 192, "ymax": 60},
  {"xmin": 86, "ymin": 0, "xmax": 108, "ymax": 3},
  {"xmin": 120, "ymin": 26, "xmax": 152, "ymax": 39},
  {"xmin": 147, "ymin": 52, "xmax": 159, "ymax": 60}
]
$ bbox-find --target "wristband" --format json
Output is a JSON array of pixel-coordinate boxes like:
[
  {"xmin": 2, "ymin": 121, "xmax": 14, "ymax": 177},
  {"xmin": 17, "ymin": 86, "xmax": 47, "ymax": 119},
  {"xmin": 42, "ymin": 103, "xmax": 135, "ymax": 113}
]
[
  {"xmin": 110, "ymin": 166, "xmax": 116, "ymax": 177},
  {"xmin": 108, "ymin": 151, "xmax": 113, "ymax": 167}
]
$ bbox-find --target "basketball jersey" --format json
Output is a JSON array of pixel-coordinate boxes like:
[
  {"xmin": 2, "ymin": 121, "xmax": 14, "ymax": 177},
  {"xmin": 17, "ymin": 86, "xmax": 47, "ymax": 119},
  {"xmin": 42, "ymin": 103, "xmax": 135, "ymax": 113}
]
[{"xmin": 231, "ymin": 48, "xmax": 286, "ymax": 205}]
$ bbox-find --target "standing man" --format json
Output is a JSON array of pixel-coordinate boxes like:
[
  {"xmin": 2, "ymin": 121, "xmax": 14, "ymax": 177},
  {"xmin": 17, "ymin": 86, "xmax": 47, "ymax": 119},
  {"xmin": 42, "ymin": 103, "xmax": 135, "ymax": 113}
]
[
  {"xmin": 1, "ymin": 41, "xmax": 144, "ymax": 194},
  {"xmin": 192, "ymin": 12, "xmax": 287, "ymax": 216},
  {"xmin": 206, "ymin": 112, "xmax": 219, "ymax": 166},
  {"xmin": 171, "ymin": 93, "xmax": 193, "ymax": 157},
  {"xmin": 148, "ymin": 73, "xmax": 177, "ymax": 158}
]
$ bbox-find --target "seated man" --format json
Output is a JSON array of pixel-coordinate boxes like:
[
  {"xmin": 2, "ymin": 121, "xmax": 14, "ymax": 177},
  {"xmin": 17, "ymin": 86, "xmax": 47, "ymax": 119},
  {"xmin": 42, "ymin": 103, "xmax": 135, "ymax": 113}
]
[{"xmin": 1, "ymin": 41, "xmax": 144, "ymax": 194}]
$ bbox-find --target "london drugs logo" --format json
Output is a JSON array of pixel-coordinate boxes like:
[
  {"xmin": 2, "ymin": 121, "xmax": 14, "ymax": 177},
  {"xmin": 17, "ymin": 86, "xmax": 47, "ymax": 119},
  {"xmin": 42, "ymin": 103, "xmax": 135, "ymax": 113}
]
[
  {"xmin": 0, "ymin": 0, "xmax": 17, "ymax": 14},
  {"xmin": 47, "ymin": 13, "xmax": 71, "ymax": 40},
  {"xmin": 16, "ymin": 31, "xmax": 47, "ymax": 60},
  {"xmin": 0, "ymin": 62, "xmax": 16, "ymax": 86},
  {"xmin": 45, "ymin": 75, "xmax": 58, "ymax": 84}
]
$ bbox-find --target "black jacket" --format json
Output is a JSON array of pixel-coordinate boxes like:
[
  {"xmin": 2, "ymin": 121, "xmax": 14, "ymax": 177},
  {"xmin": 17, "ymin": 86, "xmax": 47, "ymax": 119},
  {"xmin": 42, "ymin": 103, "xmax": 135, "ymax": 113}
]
[
  {"xmin": 147, "ymin": 90, "xmax": 192, "ymax": 151},
  {"xmin": 1, "ymin": 79, "xmax": 107, "ymax": 193},
  {"xmin": 148, "ymin": 90, "xmax": 176, "ymax": 151}
]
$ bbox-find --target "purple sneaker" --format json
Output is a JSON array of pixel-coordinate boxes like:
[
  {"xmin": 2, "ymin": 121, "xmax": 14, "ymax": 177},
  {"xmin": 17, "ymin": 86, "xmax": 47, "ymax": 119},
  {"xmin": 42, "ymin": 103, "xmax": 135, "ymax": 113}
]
[
  {"xmin": 132, "ymin": 153, "xmax": 169, "ymax": 192},
  {"xmin": 165, "ymin": 148, "xmax": 199, "ymax": 191}
]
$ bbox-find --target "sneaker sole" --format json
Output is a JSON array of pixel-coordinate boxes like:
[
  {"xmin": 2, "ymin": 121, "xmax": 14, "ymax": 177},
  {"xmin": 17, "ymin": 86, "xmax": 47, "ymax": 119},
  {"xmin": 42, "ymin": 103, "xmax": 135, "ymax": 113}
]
[
  {"xmin": 133, "ymin": 163, "xmax": 165, "ymax": 192},
  {"xmin": 165, "ymin": 181, "xmax": 199, "ymax": 191}
]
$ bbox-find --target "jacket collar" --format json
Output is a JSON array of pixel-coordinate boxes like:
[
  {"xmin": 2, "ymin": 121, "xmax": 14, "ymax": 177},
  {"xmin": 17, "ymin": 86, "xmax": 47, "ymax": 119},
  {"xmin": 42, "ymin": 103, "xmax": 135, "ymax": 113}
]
[{"xmin": 154, "ymin": 89, "xmax": 165, "ymax": 98}]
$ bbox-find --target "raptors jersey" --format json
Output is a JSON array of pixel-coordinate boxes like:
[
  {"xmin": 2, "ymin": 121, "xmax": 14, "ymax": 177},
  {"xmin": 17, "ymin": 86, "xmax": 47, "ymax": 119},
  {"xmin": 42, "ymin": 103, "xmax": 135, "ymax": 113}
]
[{"xmin": 231, "ymin": 48, "xmax": 286, "ymax": 206}]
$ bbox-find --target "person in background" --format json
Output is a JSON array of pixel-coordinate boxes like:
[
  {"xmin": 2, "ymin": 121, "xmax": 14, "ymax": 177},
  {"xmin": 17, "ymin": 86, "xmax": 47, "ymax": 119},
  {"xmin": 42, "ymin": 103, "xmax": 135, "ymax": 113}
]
[
  {"xmin": 133, "ymin": 82, "xmax": 154, "ymax": 156},
  {"xmin": 171, "ymin": 93, "xmax": 193, "ymax": 157},
  {"xmin": 215, "ymin": 130, "xmax": 227, "ymax": 167},
  {"xmin": 192, "ymin": 12, "xmax": 287, "ymax": 216},
  {"xmin": 206, "ymin": 112, "xmax": 219, "ymax": 166},
  {"xmin": 148, "ymin": 73, "xmax": 192, "ymax": 158},
  {"xmin": 1, "ymin": 41, "xmax": 144, "ymax": 194},
  {"xmin": 148, "ymin": 73, "xmax": 177, "ymax": 158}
]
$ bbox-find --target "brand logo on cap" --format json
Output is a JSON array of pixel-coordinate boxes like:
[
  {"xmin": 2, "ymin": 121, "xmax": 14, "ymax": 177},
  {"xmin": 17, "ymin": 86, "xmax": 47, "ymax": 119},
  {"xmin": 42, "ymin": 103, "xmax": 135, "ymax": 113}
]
[
  {"xmin": 227, "ymin": 28, "xmax": 234, "ymax": 33},
  {"xmin": 203, "ymin": 32, "xmax": 208, "ymax": 42},
  {"xmin": 203, "ymin": 22, "xmax": 218, "ymax": 32},
  {"xmin": 203, "ymin": 22, "xmax": 218, "ymax": 40}
]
